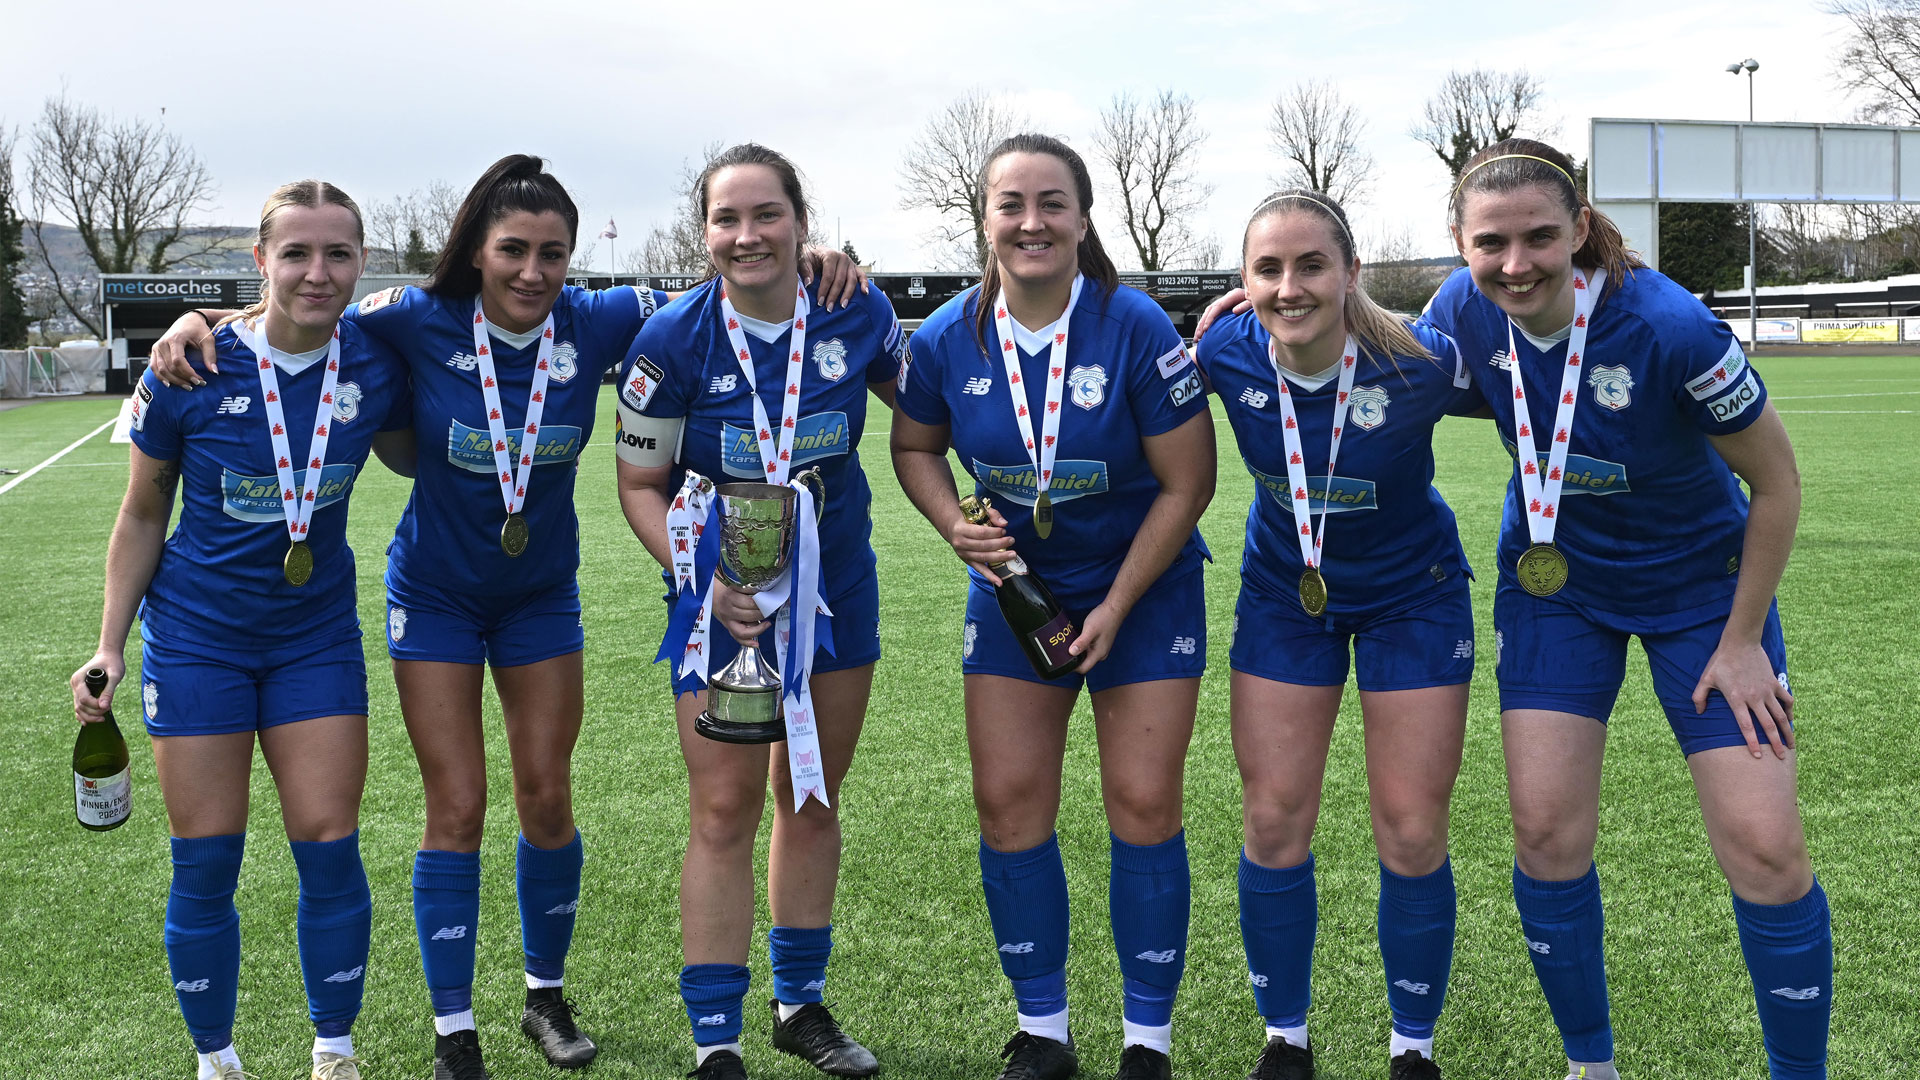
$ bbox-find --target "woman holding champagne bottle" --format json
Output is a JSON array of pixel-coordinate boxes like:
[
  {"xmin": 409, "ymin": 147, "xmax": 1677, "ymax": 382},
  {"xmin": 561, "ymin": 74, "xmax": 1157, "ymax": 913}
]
[
  {"xmin": 69, "ymin": 180, "xmax": 412, "ymax": 1080},
  {"xmin": 891, "ymin": 133, "xmax": 1215, "ymax": 1080}
]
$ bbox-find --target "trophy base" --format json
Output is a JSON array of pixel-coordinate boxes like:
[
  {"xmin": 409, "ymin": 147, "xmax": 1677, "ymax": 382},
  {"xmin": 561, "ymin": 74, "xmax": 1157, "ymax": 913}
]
[{"xmin": 694, "ymin": 712, "xmax": 787, "ymax": 745}]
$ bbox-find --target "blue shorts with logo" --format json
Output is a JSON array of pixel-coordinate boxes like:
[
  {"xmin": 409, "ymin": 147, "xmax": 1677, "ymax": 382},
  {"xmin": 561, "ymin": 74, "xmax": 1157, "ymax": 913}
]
[
  {"xmin": 1230, "ymin": 574, "xmax": 1475, "ymax": 692},
  {"xmin": 1493, "ymin": 579, "xmax": 1790, "ymax": 755},
  {"xmin": 667, "ymin": 571, "xmax": 882, "ymax": 697},
  {"xmin": 137, "ymin": 629, "xmax": 369, "ymax": 737},
  {"xmin": 962, "ymin": 562, "xmax": 1206, "ymax": 693},
  {"xmin": 384, "ymin": 575, "xmax": 584, "ymax": 667}
]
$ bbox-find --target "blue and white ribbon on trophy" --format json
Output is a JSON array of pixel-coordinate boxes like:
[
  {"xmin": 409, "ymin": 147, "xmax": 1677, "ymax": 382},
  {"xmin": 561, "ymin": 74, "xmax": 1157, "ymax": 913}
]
[{"xmin": 659, "ymin": 472, "xmax": 720, "ymax": 682}]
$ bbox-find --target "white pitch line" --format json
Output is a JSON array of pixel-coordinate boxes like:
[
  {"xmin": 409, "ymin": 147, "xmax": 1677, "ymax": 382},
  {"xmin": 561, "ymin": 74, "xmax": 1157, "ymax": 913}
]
[
  {"xmin": 0, "ymin": 418, "xmax": 117, "ymax": 496},
  {"xmin": 1779, "ymin": 409, "xmax": 1915, "ymax": 414},
  {"xmin": 1771, "ymin": 390, "xmax": 1920, "ymax": 401}
]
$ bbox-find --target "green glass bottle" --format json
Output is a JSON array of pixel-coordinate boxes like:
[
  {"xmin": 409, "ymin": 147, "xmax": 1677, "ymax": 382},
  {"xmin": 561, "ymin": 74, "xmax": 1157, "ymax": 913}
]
[
  {"xmin": 73, "ymin": 668, "xmax": 132, "ymax": 832},
  {"xmin": 958, "ymin": 495, "xmax": 1080, "ymax": 680}
]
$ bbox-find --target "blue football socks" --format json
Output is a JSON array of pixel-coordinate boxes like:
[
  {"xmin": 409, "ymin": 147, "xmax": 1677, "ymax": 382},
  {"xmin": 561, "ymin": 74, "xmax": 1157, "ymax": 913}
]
[
  {"xmin": 1110, "ymin": 831, "xmax": 1190, "ymax": 1051},
  {"xmin": 289, "ymin": 832, "xmax": 371, "ymax": 1039},
  {"xmin": 1239, "ymin": 851, "xmax": 1317, "ymax": 1035},
  {"xmin": 1734, "ymin": 878, "xmax": 1832, "ymax": 1079},
  {"xmin": 681, "ymin": 963, "xmax": 752, "ymax": 1046},
  {"xmin": 981, "ymin": 834, "xmax": 1072, "ymax": 1031},
  {"xmin": 1513, "ymin": 863, "xmax": 1613, "ymax": 1064},
  {"xmin": 412, "ymin": 849, "xmax": 481, "ymax": 1030},
  {"xmin": 770, "ymin": 924, "xmax": 833, "ymax": 1006},
  {"xmin": 165, "ymin": 833, "xmax": 247, "ymax": 1053},
  {"xmin": 516, "ymin": 830, "xmax": 583, "ymax": 987},
  {"xmin": 1379, "ymin": 858, "xmax": 1456, "ymax": 1043}
]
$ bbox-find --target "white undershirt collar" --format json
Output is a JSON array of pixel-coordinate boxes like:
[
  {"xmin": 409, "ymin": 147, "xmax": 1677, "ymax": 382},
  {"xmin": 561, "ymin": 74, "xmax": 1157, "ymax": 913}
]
[
  {"xmin": 483, "ymin": 315, "xmax": 544, "ymax": 351},
  {"xmin": 1010, "ymin": 315, "xmax": 1062, "ymax": 356},
  {"xmin": 1517, "ymin": 320, "xmax": 1573, "ymax": 353},
  {"xmin": 1276, "ymin": 356, "xmax": 1345, "ymax": 393},
  {"xmin": 732, "ymin": 311, "xmax": 795, "ymax": 344}
]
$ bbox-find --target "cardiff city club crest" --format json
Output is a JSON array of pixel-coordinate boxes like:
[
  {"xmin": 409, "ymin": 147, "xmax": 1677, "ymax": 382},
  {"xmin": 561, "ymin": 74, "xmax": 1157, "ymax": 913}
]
[
  {"xmin": 1587, "ymin": 363, "xmax": 1634, "ymax": 411},
  {"xmin": 332, "ymin": 381, "xmax": 363, "ymax": 424},
  {"xmin": 1349, "ymin": 385, "xmax": 1391, "ymax": 430},
  {"xmin": 963, "ymin": 621, "xmax": 978, "ymax": 659},
  {"xmin": 142, "ymin": 680, "xmax": 158, "ymax": 721},
  {"xmin": 548, "ymin": 341, "xmax": 579, "ymax": 383},
  {"xmin": 813, "ymin": 338, "xmax": 849, "ymax": 382},
  {"xmin": 388, "ymin": 606, "xmax": 408, "ymax": 643},
  {"xmin": 1068, "ymin": 365, "xmax": 1108, "ymax": 410}
]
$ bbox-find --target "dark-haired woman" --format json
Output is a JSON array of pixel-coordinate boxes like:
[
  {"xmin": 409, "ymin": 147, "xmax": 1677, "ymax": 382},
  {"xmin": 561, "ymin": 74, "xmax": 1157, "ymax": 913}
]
[
  {"xmin": 613, "ymin": 143, "xmax": 898, "ymax": 1080},
  {"xmin": 72, "ymin": 181, "xmax": 411, "ymax": 1080},
  {"xmin": 148, "ymin": 154, "xmax": 866, "ymax": 1080},
  {"xmin": 1421, "ymin": 140, "xmax": 1825, "ymax": 1080},
  {"xmin": 1198, "ymin": 190, "xmax": 1481, "ymax": 1080},
  {"xmin": 892, "ymin": 134, "xmax": 1215, "ymax": 1080}
]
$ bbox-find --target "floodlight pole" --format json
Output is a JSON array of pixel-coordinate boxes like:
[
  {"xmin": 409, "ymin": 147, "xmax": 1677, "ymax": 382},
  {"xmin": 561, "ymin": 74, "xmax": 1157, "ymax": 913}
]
[{"xmin": 1729, "ymin": 58, "xmax": 1760, "ymax": 348}]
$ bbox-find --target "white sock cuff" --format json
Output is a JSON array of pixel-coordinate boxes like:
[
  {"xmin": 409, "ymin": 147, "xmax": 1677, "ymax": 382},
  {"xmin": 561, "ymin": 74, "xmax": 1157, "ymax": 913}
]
[
  {"xmin": 1265, "ymin": 1023, "xmax": 1309, "ymax": 1048},
  {"xmin": 1122, "ymin": 1019, "xmax": 1172, "ymax": 1054},
  {"xmin": 1017, "ymin": 1006, "xmax": 1071, "ymax": 1044},
  {"xmin": 526, "ymin": 972, "xmax": 565, "ymax": 989},
  {"xmin": 313, "ymin": 1034, "xmax": 355, "ymax": 1059},
  {"xmin": 434, "ymin": 1010, "xmax": 476, "ymax": 1036},
  {"xmin": 695, "ymin": 1041, "xmax": 743, "ymax": 1065},
  {"xmin": 1389, "ymin": 1031, "xmax": 1434, "ymax": 1060}
]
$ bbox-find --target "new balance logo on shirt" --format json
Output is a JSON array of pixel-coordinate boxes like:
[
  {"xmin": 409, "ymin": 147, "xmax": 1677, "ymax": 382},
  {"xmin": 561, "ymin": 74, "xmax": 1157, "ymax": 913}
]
[
  {"xmin": 963, "ymin": 376, "xmax": 994, "ymax": 395},
  {"xmin": 323, "ymin": 966, "xmax": 365, "ymax": 983},
  {"xmin": 1238, "ymin": 388, "xmax": 1269, "ymax": 409},
  {"xmin": 174, "ymin": 978, "xmax": 211, "ymax": 993},
  {"xmin": 216, "ymin": 396, "xmax": 252, "ymax": 415},
  {"xmin": 1169, "ymin": 636, "xmax": 1196, "ymax": 655},
  {"xmin": 545, "ymin": 900, "xmax": 579, "ymax": 916},
  {"xmin": 998, "ymin": 941, "xmax": 1035, "ymax": 954},
  {"xmin": 1134, "ymin": 949, "xmax": 1179, "ymax": 964},
  {"xmin": 431, "ymin": 925, "xmax": 468, "ymax": 941},
  {"xmin": 1393, "ymin": 979, "xmax": 1431, "ymax": 995},
  {"xmin": 709, "ymin": 374, "xmax": 738, "ymax": 394}
]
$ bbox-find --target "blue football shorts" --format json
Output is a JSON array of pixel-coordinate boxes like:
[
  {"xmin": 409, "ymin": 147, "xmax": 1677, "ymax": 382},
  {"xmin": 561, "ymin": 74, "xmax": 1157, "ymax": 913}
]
[
  {"xmin": 137, "ymin": 629, "xmax": 368, "ymax": 737},
  {"xmin": 1230, "ymin": 574, "xmax": 1475, "ymax": 692},
  {"xmin": 961, "ymin": 561, "xmax": 1206, "ymax": 693},
  {"xmin": 667, "ymin": 570, "xmax": 882, "ymax": 697},
  {"xmin": 384, "ymin": 574, "xmax": 584, "ymax": 667},
  {"xmin": 1494, "ymin": 578, "xmax": 1790, "ymax": 755}
]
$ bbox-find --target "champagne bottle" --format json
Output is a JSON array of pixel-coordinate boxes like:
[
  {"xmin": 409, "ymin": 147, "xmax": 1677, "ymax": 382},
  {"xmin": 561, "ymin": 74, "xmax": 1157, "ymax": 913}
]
[
  {"xmin": 958, "ymin": 494, "xmax": 1080, "ymax": 679},
  {"xmin": 73, "ymin": 668, "xmax": 132, "ymax": 832}
]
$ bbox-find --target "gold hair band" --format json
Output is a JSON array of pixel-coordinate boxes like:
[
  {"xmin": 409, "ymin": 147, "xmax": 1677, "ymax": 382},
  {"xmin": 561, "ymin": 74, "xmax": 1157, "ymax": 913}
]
[
  {"xmin": 1453, "ymin": 153, "xmax": 1576, "ymax": 195},
  {"xmin": 1252, "ymin": 193, "xmax": 1351, "ymax": 242}
]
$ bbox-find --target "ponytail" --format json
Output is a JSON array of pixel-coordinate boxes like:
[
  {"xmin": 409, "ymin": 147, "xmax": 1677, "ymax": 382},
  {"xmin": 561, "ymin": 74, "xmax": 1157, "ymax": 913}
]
[
  {"xmin": 426, "ymin": 154, "xmax": 579, "ymax": 298},
  {"xmin": 1449, "ymin": 139, "xmax": 1644, "ymax": 289}
]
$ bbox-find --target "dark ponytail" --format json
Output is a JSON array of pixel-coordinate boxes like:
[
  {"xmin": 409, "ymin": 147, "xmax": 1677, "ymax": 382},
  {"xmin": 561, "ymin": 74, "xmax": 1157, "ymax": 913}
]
[
  {"xmin": 1448, "ymin": 138, "xmax": 1643, "ymax": 288},
  {"xmin": 424, "ymin": 154, "xmax": 580, "ymax": 298},
  {"xmin": 969, "ymin": 133, "xmax": 1119, "ymax": 353}
]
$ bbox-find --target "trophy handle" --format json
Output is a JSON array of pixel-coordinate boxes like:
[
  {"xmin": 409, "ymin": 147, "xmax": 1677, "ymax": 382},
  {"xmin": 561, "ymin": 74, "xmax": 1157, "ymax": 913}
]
[{"xmin": 793, "ymin": 467, "xmax": 826, "ymax": 522}]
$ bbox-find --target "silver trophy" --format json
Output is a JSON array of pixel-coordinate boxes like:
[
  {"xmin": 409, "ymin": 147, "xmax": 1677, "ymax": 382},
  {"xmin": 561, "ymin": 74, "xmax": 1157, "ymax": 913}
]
[{"xmin": 696, "ymin": 469, "xmax": 825, "ymax": 744}]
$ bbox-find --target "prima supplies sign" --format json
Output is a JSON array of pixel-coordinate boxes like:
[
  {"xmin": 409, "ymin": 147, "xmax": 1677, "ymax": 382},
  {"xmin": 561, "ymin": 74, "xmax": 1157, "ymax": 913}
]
[{"xmin": 1800, "ymin": 318, "xmax": 1899, "ymax": 343}]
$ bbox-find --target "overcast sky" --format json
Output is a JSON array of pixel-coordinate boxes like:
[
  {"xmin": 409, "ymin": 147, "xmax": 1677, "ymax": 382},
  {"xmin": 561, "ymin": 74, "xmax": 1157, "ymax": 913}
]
[{"xmin": 4, "ymin": 0, "xmax": 1863, "ymax": 271}]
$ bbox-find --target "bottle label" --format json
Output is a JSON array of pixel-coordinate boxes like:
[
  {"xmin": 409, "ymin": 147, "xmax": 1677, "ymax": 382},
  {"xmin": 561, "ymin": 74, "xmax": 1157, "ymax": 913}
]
[
  {"xmin": 995, "ymin": 554, "xmax": 1030, "ymax": 576},
  {"xmin": 75, "ymin": 767, "xmax": 131, "ymax": 827},
  {"xmin": 1029, "ymin": 611, "xmax": 1078, "ymax": 670}
]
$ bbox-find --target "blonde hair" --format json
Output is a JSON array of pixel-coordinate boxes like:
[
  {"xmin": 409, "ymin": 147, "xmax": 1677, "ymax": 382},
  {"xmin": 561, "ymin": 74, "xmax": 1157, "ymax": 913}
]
[
  {"xmin": 1242, "ymin": 188, "xmax": 1432, "ymax": 366},
  {"xmin": 224, "ymin": 180, "xmax": 365, "ymax": 327}
]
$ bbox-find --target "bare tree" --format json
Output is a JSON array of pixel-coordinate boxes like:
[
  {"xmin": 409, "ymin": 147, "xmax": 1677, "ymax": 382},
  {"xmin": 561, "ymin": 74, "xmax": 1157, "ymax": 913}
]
[
  {"xmin": 1091, "ymin": 90, "xmax": 1215, "ymax": 271},
  {"xmin": 1409, "ymin": 69, "xmax": 1551, "ymax": 178},
  {"xmin": 1267, "ymin": 80, "xmax": 1376, "ymax": 206},
  {"xmin": 1831, "ymin": 0, "xmax": 1920, "ymax": 123},
  {"xmin": 0, "ymin": 123, "xmax": 30, "ymax": 348},
  {"xmin": 24, "ymin": 93, "xmax": 219, "ymax": 335},
  {"xmin": 635, "ymin": 142, "xmax": 723, "ymax": 275},
  {"xmin": 1360, "ymin": 229, "xmax": 1452, "ymax": 313},
  {"xmin": 898, "ymin": 89, "xmax": 1026, "ymax": 271},
  {"xmin": 364, "ymin": 180, "xmax": 463, "ymax": 275}
]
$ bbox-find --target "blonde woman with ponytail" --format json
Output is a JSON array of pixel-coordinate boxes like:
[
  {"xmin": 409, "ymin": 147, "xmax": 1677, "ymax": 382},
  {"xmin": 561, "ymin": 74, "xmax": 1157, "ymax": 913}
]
[
  {"xmin": 69, "ymin": 180, "xmax": 413, "ymax": 1080},
  {"xmin": 1195, "ymin": 189, "xmax": 1484, "ymax": 1080}
]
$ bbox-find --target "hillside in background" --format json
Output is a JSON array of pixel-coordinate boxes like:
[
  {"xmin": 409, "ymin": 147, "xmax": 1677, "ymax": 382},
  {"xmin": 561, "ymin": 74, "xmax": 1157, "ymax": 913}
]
[{"xmin": 24, "ymin": 222, "xmax": 259, "ymax": 280}]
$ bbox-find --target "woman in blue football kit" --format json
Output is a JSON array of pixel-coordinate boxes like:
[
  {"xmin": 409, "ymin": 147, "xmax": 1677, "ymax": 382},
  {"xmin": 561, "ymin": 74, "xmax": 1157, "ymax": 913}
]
[
  {"xmin": 70, "ymin": 181, "xmax": 411, "ymax": 1080},
  {"xmin": 1422, "ymin": 140, "xmax": 1827, "ymax": 1080},
  {"xmin": 150, "ymin": 156, "xmax": 864, "ymax": 1080},
  {"xmin": 893, "ymin": 134, "xmax": 1216, "ymax": 1080},
  {"xmin": 612, "ymin": 144, "xmax": 899, "ymax": 1080},
  {"xmin": 1199, "ymin": 190, "xmax": 1481, "ymax": 1080}
]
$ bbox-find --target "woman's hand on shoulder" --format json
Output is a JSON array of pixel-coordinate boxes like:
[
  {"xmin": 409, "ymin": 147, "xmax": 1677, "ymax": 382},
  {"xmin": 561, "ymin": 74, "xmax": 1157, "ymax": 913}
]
[
  {"xmin": 945, "ymin": 502, "xmax": 1016, "ymax": 586},
  {"xmin": 1193, "ymin": 288, "xmax": 1251, "ymax": 341},
  {"xmin": 149, "ymin": 310, "xmax": 228, "ymax": 387},
  {"xmin": 69, "ymin": 650, "xmax": 126, "ymax": 725},
  {"xmin": 803, "ymin": 247, "xmax": 869, "ymax": 311},
  {"xmin": 1693, "ymin": 638, "xmax": 1794, "ymax": 759}
]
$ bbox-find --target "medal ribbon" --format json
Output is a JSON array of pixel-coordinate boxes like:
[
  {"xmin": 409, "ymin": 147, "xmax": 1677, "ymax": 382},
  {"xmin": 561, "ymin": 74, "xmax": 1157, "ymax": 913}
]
[
  {"xmin": 1506, "ymin": 269, "xmax": 1604, "ymax": 546},
  {"xmin": 991, "ymin": 274, "xmax": 1085, "ymax": 508},
  {"xmin": 661, "ymin": 472, "xmax": 721, "ymax": 684},
  {"xmin": 1270, "ymin": 334, "xmax": 1359, "ymax": 572},
  {"xmin": 244, "ymin": 321, "xmax": 342, "ymax": 547},
  {"xmin": 718, "ymin": 280, "xmax": 808, "ymax": 485},
  {"xmin": 471, "ymin": 298, "xmax": 555, "ymax": 520}
]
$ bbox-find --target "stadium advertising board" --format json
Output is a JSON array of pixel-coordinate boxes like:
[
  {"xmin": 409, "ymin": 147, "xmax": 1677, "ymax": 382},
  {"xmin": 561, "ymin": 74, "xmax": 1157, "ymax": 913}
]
[{"xmin": 1800, "ymin": 317, "xmax": 1900, "ymax": 343}]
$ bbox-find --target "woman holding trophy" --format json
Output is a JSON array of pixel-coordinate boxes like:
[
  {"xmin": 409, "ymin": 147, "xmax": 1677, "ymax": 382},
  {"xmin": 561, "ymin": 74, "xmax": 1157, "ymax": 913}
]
[
  {"xmin": 891, "ymin": 134, "xmax": 1217, "ymax": 1080},
  {"xmin": 613, "ymin": 143, "xmax": 905, "ymax": 1080}
]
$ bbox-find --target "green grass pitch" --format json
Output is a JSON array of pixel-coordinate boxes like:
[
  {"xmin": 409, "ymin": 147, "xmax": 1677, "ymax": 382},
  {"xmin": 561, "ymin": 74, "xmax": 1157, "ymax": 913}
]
[{"xmin": 0, "ymin": 355, "xmax": 1912, "ymax": 1078}]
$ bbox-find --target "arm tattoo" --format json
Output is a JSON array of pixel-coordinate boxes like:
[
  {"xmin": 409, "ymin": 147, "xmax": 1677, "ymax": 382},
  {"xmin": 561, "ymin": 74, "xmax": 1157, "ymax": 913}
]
[{"xmin": 152, "ymin": 460, "xmax": 180, "ymax": 498}]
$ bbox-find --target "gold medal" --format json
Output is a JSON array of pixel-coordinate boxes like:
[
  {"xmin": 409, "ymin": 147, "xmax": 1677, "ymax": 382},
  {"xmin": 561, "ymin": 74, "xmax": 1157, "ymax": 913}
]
[
  {"xmin": 1516, "ymin": 542, "xmax": 1568, "ymax": 597},
  {"xmin": 501, "ymin": 512, "xmax": 530, "ymax": 557},
  {"xmin": 283, "ymin": 540, "xmax": 313, "ymax": 587},
  {"xmin": 1033, "ymin": 492, "xmax": 1055, "ymax": 539},
  {"xmin": 1299, "ymin": 567, "xmax": 1328, "ymax": 617}
]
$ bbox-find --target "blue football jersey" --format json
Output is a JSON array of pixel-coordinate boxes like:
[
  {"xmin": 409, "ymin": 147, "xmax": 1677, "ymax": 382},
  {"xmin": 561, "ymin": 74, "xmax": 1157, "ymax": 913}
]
[
  {"xmin": 1199, "ymin": 313, "xmax": 1480, "ymax": 615},
  {"xmin": 351, "ymin": 284, "xmax": 666, "ymax": 592},
  {"xmin": 895, "ymin": 282, "xmax": 1209, "ymax": 604},
  {"xmin": 129, "ymin": 320, "xmax": 410, "ymax": 650},
  {"xmin": 619, "ymin": 278, "xmax": 904, "ymax": 588},
  {"xmin": 1421, "ymin": 266, "xmax": 1766, "ymax": 615}
]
